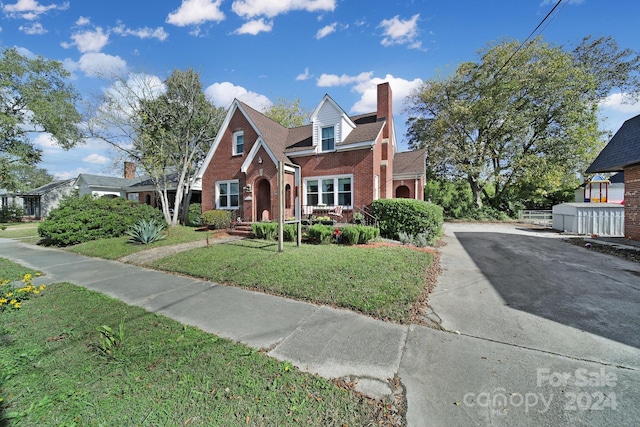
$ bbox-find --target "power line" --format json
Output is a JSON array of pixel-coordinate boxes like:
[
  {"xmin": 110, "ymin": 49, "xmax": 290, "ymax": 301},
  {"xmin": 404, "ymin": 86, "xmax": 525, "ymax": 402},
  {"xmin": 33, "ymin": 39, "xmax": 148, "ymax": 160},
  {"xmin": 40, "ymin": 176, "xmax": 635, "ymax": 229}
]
[{"xmin": 496, "ymin": 0, "xmax": 564, "ymax": 76}]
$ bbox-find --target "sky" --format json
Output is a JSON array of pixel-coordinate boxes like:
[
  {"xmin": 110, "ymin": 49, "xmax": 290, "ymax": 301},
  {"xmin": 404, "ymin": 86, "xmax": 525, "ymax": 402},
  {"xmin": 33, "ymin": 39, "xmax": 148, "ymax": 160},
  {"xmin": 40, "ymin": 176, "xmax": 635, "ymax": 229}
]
[{"xmin": 2, "ymin": 0, "xmax": 640, "ymax": 180}]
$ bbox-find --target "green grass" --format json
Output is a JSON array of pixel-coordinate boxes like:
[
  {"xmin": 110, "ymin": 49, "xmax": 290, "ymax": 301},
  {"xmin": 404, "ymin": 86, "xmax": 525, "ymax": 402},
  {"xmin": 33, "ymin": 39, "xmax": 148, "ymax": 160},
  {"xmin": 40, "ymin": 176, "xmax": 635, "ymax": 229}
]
[
  {"xmin": 0, "ymin": 223, "xmax": 40, "ymax": 243},
  {"xmin": 0, "ymin": 258, "xmax": 40, "ymax": 282},
  {"xmin": 66, "ymin": 225, "xmax": 211, "ymax": 259},
  {"xmin": 0, "ymin": 282, "xmax": 388, "ymax": 426},
  {"xmin": 151, "ymin": 239, "xmax": 433, "ymax": 322}
]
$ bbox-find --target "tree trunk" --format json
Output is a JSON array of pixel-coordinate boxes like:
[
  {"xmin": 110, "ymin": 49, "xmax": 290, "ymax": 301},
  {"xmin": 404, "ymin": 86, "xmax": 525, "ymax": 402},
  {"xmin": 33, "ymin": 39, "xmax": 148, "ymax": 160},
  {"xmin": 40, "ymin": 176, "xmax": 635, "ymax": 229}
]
[{"xmin": 467, "ymin": 177, "xmax": 483, "ymax": 208}]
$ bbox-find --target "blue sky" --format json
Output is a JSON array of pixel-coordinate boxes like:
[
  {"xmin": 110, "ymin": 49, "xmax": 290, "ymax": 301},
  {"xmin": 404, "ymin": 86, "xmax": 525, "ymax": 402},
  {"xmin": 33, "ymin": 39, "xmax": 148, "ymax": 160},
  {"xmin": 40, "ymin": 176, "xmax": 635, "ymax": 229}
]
[{"xmin": 2, "ymin": 0, "xmax": 640, "ymax": 180}]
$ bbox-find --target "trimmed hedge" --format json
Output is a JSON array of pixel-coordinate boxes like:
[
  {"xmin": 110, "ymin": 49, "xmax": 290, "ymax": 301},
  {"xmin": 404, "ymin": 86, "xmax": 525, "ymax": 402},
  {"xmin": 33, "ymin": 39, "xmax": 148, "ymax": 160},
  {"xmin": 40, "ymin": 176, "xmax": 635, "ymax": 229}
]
[
  {"xmin": 38, "ymin": 195, "xmax": 166, "ymax": 246},
  {"xmin": 340, "ymin": 225, "xmax": 380, "ymax": 245},
  {"xmin": 201, "ymin": 210, "xmax": 233, "ymax": 230},
  {"xmin": 251, "ymin": 222, "xmax": 298, "ymax": 242},
  {"xmin": 370, "ymin": 199, "xmax": 443, "ymax": 243}
]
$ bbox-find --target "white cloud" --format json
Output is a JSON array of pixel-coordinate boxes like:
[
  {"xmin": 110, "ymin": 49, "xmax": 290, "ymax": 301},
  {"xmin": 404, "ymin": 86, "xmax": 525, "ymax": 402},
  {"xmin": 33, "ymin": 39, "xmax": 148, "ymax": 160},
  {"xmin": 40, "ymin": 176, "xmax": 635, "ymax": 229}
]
[
  {"xmin": 113, "ymin": 24, "xmax": 169, "ymax": 41},
  {"xmin": 205, "ymin": 81, "xmax": 271, "ymax": 110},
  {"xmin": 19, "ymin": 22, "xmax": 46, "ymax": 34},
  {"xmin": 315, "ymin": 22, "xmax": 336, "ymax": 39},
  {"xmin": 2, "ymin": 0, "xmax": 69, "ymax": 20},
  {"xmin": 599, "ymin": 92, "xmax": 640, "ymax": 114},
  {"xmin": 316, "ymin": 71, "xmax": 373, "ymax": 87},
  {"xmin": 83, "ymin": 153, "xmax": 109, "ymax": 164},
  {"xmin": 32, "ymin": 132, "xmax": 57, "ymax": 149},
  {"xmin": 76, "ymin": 16, "xmax": 90, "ymax": 26},
  {"xmin": 77, "ymin": 52, "xmax": 127, "ymax": 77},
  {"xmin": 296, "ymin": 67, "xmax": 311, "ymax": 81},
  {"xmin": 350, "ymin": 74, "xmax": 423, "ymax": 115},
  {"xmin": 233, "ymin": 18, "xmax": 272, "ymax": 35},
  {"xmin": 63, "ymin": 27, "xmax": 109, "ymax": 53},
  {"xmin": 379, "ymin": 14, "xmax": 421, "ymax": 49},
  {"xmin": 54, "ymin": 167, "xmax": 91, "ymax": 180},
  {"xmin": 232, "ymin": 0, "xmax": 336, "ymax": 18},
  {"xmin": 166, "ymin": 0, "xmax": 225, "ymax": 27}
]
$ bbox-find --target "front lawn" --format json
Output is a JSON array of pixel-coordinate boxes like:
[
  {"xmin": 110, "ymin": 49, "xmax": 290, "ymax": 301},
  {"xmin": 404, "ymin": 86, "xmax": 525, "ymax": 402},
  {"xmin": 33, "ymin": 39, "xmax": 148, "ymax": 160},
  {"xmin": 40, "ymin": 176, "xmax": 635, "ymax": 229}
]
[
  {"xmin": 66, "ymin": 225, "xmax": 212, "ymax": 259},
  {"xmin": 0, "ymin": 281, "xmax": 390, "ymax": 426},
  {"xmin": 0, "ymin": 223, "xmax": 40, "ymax": 243},
  {"xmin": 150, "ymin": 239, "xmax": 433, "ymax": 323}
]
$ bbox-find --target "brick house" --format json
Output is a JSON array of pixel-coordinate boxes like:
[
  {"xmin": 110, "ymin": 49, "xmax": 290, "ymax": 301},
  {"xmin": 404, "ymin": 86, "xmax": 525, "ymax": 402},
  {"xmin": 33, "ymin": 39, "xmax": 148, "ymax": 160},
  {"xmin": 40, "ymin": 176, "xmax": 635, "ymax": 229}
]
[
  {"xmin": 196, "ymin": 82, "xmax": 426, "ymax": 222},
  {"xmin": 586, "ymin": 113, "xmax": 640, "ymax": 240}
]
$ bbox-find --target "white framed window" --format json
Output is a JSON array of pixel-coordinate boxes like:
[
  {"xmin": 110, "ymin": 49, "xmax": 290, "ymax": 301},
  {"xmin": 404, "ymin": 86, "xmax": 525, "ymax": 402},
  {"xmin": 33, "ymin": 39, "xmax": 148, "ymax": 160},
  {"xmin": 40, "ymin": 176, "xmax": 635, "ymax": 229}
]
[
  {"xmin": 217, "ymin": 180, "xmax": 240, "ymax": 209},
  {"xmin": 233, "ymin": 131, "xmax": 244, "ymax": 155},
  {"xmin": 304, "ymin": 175, "xmax": 352, "ymax": 207},
  {"xmin": 321, "ymin": 126, "xmax": 335, "ymax": 151}
]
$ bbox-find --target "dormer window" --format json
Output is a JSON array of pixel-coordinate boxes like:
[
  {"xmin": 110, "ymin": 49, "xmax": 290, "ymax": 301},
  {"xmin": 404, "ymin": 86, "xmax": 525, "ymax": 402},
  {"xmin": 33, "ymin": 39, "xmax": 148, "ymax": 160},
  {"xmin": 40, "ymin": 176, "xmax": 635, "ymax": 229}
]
[
  {"xmin": 233, "ymin": 131, "xmax": 244, "ymax": 155},
  {"xmin": 321, "ymin": 126, "xmax": 335, "ymax": 151}
]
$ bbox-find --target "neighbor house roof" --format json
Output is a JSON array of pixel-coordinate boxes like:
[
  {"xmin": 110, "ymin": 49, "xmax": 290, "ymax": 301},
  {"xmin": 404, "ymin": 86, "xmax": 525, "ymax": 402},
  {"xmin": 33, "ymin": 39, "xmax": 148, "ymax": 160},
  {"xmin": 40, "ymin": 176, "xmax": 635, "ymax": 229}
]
[
  {"xmin": 77, "ymin": 174, "xmax": 142, "ymax": 188},
  {"xmin": 393, "ymin": 149, "xmax": 427, "ymax": 178},
  {"xmin": 586, "ymin": 114, "xmax": 640, "ymax": 173},
  {"xmin": 17, "ymin": 179, "xmax": 75, "ymax": 196}
]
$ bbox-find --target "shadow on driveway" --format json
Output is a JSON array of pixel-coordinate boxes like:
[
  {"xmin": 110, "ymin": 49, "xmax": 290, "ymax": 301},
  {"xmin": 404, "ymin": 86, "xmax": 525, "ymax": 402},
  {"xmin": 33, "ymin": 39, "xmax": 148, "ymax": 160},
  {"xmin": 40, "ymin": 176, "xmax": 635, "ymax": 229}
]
[{"xmin": 455, "ymin": 231, "xmax": 640, "ymax": 349}]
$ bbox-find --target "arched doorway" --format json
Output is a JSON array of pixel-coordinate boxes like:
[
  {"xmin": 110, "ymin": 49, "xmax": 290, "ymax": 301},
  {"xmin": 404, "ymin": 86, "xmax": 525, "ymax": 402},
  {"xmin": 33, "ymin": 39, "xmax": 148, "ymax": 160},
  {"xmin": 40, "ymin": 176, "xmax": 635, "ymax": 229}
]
[
  {"xmin": 256, "ymin": 179, "xmax": 271, "ymax": 221},
  {"xmin": 396, "ymin": 185, "xmax": 411, "ymax": 198}
]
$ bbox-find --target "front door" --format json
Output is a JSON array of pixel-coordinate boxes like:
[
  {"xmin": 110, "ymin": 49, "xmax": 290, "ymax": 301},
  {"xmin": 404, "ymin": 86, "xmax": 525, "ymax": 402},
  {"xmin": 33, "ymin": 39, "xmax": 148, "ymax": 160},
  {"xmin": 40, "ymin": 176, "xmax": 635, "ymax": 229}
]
[{"xmin": 256, "ymin": 179, "xmax": 271, "ymax": 221}]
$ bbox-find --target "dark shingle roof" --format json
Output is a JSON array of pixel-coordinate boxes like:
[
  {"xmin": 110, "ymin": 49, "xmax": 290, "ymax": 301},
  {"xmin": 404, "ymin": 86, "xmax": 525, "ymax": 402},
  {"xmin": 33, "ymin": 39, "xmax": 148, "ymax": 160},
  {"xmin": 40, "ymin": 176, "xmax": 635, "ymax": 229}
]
[
  {"xmin": 586, "ymin": 114, "xmax": 640, "ymax": 173},
  {"xmin": 19, "ymin": 179, "xmax": 75, "ymax": 196},
  {"xmin": 238, "ymin": 101, "xmax": 291, "ymax": 163},
  {"xmin": 393, "ymin": 149, "xmax": 426, "ymax": 176},
  {"xmin": 78, "ymin": 174, "xmax": 141, "ymax": 188}
]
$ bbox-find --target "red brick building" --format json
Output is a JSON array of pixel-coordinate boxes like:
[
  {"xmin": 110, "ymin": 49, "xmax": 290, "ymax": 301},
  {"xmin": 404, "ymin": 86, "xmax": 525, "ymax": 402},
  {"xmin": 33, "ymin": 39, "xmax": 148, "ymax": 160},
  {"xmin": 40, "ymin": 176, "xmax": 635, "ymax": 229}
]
[
  {"xmin": 586, "ymin": 113, "xmax": 640, "ymax": 240},
  {"xmin": 196, "ymin": 82, "xmax": 426, "ymax": 222}
]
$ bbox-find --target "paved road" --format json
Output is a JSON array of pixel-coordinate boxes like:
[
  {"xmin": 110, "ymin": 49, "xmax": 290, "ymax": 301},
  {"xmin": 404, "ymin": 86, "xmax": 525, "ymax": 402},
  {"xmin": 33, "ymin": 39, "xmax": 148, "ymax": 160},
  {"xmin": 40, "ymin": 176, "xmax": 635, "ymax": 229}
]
[{"xmin": 401, "ymin": 223, "xmax": 640, "ymax": 426}]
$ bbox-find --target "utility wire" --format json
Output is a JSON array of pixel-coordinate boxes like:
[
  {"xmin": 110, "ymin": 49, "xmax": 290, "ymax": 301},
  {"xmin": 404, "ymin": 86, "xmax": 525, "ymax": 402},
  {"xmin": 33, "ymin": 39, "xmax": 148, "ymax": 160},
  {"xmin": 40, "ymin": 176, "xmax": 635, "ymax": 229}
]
[{"xmin": 495, "ymin": 0, "xmax": 564, "ymax": 76}]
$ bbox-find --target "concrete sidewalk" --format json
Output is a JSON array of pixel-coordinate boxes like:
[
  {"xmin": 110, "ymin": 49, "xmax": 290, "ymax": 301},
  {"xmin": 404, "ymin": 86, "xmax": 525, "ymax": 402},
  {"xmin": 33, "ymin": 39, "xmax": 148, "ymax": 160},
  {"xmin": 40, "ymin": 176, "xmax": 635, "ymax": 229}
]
[{"xmin": 1, "ymin": 232, "xmax": 639, "ymax": 427}]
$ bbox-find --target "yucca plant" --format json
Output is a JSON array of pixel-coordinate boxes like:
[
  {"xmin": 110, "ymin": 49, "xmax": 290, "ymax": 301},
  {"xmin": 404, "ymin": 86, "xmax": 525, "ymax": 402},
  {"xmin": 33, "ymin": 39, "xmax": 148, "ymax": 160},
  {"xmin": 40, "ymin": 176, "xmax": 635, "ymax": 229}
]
[{"xmin": 126, "ymin": 219, "xmax": 167, "ymax": 245}]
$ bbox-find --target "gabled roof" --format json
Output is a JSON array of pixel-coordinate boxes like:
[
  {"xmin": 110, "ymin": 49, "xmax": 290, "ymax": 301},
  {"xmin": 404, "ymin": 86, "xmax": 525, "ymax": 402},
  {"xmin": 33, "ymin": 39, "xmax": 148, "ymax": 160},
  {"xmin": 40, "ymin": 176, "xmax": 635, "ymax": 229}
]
[
  {"xmin": 237, "ymin": 101, "xmax": 291, "ymax": 164},
  {"xmin": 586, "ymin": 114, "xmax": 640, "ymax": 173},
  {"xmin": 393, "ymin": 149, "xmax": 427, "ymax": 178},
  {"xmin": 77, "ymin": 174, "xmax": 141, "ymax": 188},
  {"xmin": 18, "ymin": 179, "xmax": 75, "ymax": 196}
]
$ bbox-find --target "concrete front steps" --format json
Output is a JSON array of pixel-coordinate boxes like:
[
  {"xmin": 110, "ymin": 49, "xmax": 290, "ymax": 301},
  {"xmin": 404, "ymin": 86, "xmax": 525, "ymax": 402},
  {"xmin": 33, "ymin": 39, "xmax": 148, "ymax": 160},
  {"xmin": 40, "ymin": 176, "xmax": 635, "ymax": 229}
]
[{"xmin": 228, "ymin": 222, "xmax": 254, "ymax": 237}]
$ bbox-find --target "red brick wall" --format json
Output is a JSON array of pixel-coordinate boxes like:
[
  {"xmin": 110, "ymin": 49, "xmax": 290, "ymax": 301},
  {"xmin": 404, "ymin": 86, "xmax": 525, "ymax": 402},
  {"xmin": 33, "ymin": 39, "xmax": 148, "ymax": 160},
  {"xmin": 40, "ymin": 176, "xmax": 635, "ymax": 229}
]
[
  {"xmin": 625, "ymin": 164, "xmax": 640, "ymax": 240},
  {"xmin": 201, "ymin": 110, "xmax": 255, "ymax": 215},
  {"xmin": 392, "ymin": 179, "xmax": 424, "ymax": 200}
]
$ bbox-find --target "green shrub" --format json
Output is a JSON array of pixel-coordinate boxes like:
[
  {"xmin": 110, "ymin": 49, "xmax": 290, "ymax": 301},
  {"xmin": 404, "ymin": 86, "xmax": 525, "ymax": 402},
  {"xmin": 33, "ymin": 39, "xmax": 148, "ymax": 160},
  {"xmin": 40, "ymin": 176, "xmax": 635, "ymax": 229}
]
[
  {"xmin": 340, "ymin": 226, "xmax": 360, "ymax": 245},
  {"xmin": 370, "ymin": 199, "xmax": 443, "ymax": 244},
  {"xmin": 356, "ymin": 225, "xmax": 379, "ymax": 244},
  {"xmin": 251, "ymin": 222, "xmax": 278, "ymax": 240},
  {"xmin": 126, "ymin": 219, "xmax": 167, "ymax": 245},
  {"xmin": 0, "ymin": 202, "xmax": 23, "ymax": 223},
  {"xmin": 251, "ymin": 223, "xmax": 298, "ymax": 241},
  {"xmin": 283, "ymin": 224, "xmax": 297, "ymax": 242},
  {"xmin": 38, "ymin": 195, "xmax": 165, "ymax": 246},
  {"xmin": 398, "ymin": 231, "xmax": 431, "ymax": 248},
  {"xmin": 187, "ymin": 203, "xmax": 202, "ymax": 227},
  {"xmin": 201, "ymin": 210, "xmax": 232, "ymax": 230},
  {"xmin": 307, "ymin": 224, "xmax": 334, "ymax": 244}
]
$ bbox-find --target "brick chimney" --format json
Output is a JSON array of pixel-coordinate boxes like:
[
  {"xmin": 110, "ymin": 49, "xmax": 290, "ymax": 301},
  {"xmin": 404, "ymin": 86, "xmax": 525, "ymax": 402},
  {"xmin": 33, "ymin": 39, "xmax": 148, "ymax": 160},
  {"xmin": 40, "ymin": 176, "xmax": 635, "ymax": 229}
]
[
  {"xmin": 124, "ymin": 162, "xmax": 136, "ymax": 179},
  {"xmin": 376, "ymin": 82, "xmax": 393, "ymax": 139}
]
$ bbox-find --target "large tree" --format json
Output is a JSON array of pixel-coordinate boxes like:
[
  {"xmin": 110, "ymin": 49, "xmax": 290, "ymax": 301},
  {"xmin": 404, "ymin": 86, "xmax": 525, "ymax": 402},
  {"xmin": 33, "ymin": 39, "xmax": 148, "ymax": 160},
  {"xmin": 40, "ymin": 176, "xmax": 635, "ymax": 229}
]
[
  {"xmin": 87, "ymin": 69, "xmax": 225, "ymax": 226},
  {"xmin": 0, "ymin": 48, "xmax": 82, "ymax": 190},
  {"xmin": 406, "ymin": 36, "xmax": 640, "ymax": 213},
  {"xmin": 264, "ymin": 97, "xmax": 308, "ymax": 127}
]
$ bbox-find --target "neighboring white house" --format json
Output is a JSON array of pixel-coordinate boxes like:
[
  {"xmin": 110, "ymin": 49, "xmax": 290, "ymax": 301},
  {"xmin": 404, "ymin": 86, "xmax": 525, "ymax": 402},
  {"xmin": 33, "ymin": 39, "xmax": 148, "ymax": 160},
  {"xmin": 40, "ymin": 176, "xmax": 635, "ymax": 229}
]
[{"xmin": 74, "ymin": 174, "xmax": 142, "ymax": 198}]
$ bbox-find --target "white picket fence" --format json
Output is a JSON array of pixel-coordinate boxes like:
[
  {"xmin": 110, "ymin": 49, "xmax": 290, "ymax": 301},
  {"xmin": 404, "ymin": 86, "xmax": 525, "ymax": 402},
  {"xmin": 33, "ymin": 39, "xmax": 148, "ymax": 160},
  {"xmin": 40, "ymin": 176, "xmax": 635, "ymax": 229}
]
[{"xmin": 518, "ymin": 210, "xmax": 552, "ymax": 227}]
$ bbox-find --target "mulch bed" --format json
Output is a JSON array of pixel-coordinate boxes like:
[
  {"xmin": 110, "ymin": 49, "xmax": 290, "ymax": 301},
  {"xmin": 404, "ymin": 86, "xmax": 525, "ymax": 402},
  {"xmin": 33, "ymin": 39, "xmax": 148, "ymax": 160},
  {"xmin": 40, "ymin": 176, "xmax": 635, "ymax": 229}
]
[{"xmin": 566, "ymin": 238, "xmax": 640, "ymax": 264}]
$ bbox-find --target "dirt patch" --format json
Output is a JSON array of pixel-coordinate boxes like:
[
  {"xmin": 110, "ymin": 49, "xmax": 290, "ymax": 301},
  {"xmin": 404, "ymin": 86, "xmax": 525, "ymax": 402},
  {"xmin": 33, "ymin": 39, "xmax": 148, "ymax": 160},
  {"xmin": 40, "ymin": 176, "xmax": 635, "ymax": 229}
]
[{"xmin": 566, "ymin": 238, "xmax": 640, "ymax": 264}]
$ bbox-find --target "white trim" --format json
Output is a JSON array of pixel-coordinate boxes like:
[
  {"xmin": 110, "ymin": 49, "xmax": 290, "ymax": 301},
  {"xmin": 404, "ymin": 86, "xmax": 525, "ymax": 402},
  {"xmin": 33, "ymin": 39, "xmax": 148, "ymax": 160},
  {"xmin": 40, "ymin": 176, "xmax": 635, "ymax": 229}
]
[
  {"xmin": 233, "ymin": 130, "xmax": 244, "ymax": 156},
  {"xmin": 216, "ymin": 179, "xmax": 240, "ymax": 210},
  {"xmin": 240, "ymin": 137, "xmax": 279, "ymax": 173}
]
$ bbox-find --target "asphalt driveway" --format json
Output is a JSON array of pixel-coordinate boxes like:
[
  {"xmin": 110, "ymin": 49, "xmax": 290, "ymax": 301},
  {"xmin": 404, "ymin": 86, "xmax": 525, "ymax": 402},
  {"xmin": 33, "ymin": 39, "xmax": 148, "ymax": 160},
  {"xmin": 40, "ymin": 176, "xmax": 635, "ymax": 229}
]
[{"xmin": 400, "ymin": 222, "xmax": 640, "ymax": 426}]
